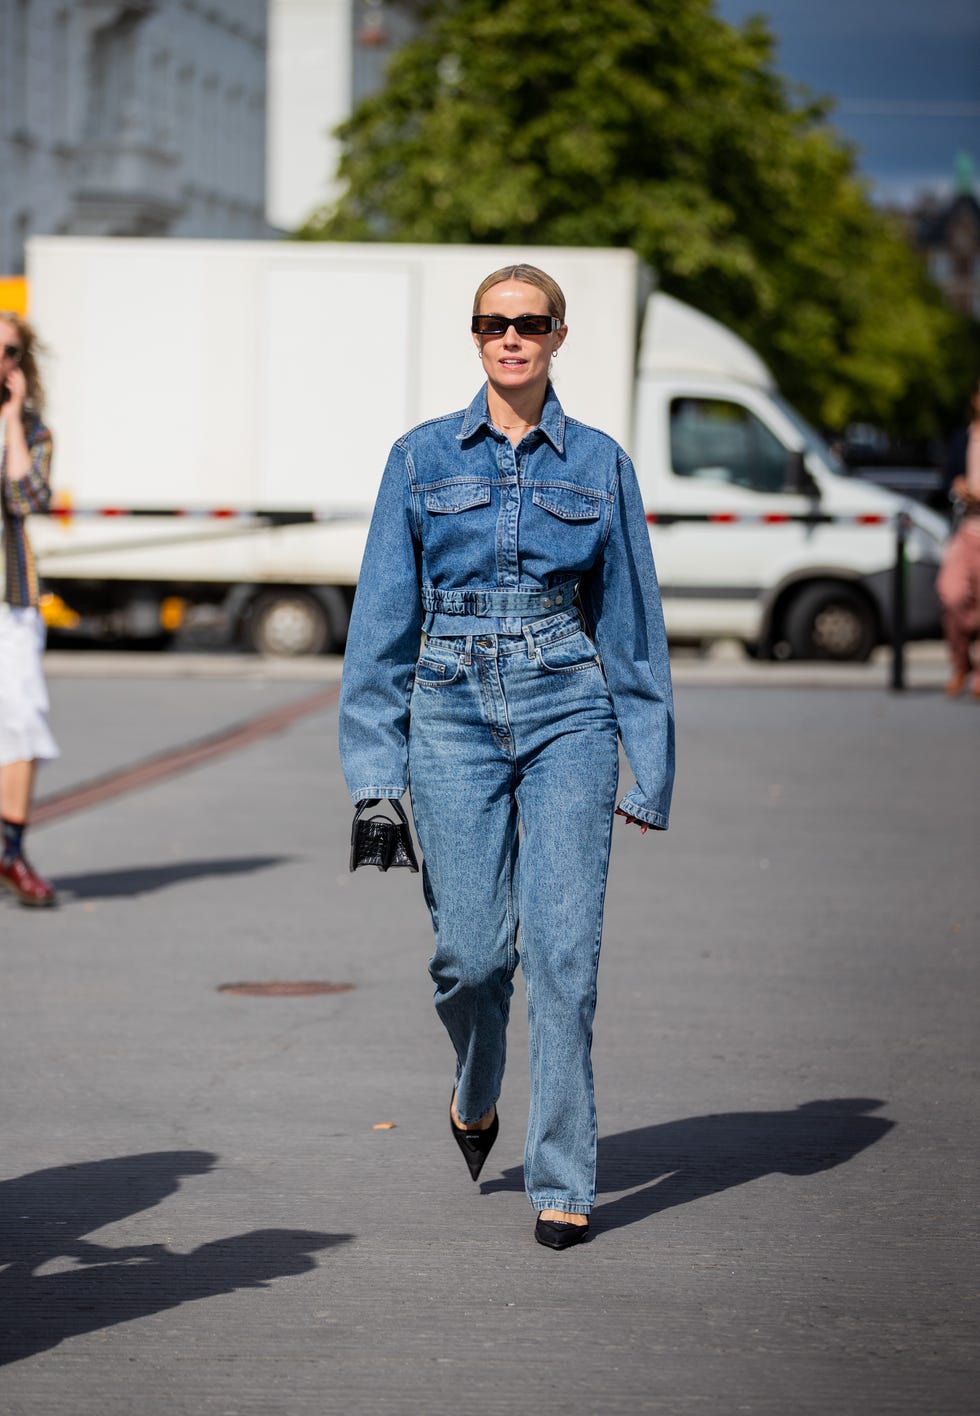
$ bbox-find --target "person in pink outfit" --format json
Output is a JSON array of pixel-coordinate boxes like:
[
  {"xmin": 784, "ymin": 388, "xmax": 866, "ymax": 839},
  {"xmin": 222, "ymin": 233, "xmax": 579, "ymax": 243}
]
[{"xmin": 937, "ymin": 378, "xmax": 980, "ymax": 698}]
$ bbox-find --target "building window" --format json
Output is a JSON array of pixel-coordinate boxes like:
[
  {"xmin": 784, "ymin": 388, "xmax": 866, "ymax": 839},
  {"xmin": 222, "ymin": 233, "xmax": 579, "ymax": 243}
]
[
  {"xmin": 86, "ymin": 10, "xmax": 144, "ymax": 141},
  {"xmin": 9, "ymin": 0, "xmax": 30, "ymax": 132}
]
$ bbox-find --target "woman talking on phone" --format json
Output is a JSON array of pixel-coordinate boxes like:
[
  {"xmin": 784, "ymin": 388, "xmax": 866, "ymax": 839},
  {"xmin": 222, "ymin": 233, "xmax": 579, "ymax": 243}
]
[
  {"xmin": 339, "ymin": 264, "xmax": 674, "ymax": 1249},
  {"xmin": 0, "ymin": 313, "xmax": 58, "ymax": 907}
]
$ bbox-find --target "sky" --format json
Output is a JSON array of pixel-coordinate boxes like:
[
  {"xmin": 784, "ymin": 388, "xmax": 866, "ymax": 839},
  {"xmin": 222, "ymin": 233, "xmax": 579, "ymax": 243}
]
[{"xmin": 714, "ymin": 0, "xmax": 980, "ymax": 206}]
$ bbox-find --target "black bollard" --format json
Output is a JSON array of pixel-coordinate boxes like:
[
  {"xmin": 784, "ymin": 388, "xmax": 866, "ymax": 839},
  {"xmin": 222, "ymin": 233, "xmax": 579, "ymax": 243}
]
[{"xmin": 890, "ymin": 511, "xmax": 909, "ymax": 692}]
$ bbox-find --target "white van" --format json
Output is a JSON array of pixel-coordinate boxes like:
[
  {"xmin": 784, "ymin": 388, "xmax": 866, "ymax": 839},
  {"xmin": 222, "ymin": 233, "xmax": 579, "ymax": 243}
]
[{"xmin": 633, "ymin": 294, "xmax": 948, "ymax": 660}]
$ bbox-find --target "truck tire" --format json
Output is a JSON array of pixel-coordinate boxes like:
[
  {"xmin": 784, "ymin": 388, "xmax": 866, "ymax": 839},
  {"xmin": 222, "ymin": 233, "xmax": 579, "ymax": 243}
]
[
  {"xmin": 783, "ymin": 581, "xmax": 877, "ymax": 662},
  {"xmin": 241, "ymin": 589, "xmax": 331, "ymax": 657}
]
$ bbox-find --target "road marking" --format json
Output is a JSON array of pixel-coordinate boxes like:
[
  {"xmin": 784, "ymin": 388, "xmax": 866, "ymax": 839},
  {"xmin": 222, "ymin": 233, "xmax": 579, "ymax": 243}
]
[{"xmin": 33, "ymin": 685, "xmax": 341, "ymax": 826}]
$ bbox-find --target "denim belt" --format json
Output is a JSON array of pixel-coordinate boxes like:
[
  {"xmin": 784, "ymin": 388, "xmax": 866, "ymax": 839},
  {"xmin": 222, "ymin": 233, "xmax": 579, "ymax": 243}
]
[
  {"xmin": 420, "ymin": 580, "xmax": 577, "ymax": 617},
  {"xmin": 425, "ymin": 607, "xmax": 584, "ymax": 656}
]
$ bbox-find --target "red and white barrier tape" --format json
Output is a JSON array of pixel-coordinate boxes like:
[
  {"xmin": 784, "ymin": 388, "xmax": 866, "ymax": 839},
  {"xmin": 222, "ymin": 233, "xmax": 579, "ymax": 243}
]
[
  {"xmin": 42, "ymin": 507, "xmax": 357, "ymax": 523},
  {"xmin": 646, "ymin": 511, "xmax": 889, "ymax": 527}
]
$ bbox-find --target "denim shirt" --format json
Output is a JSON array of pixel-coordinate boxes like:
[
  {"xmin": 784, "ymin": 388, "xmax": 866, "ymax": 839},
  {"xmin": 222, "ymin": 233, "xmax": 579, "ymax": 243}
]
[{"xmin": 339, "ymin": 383, "xmax": 675, "ymax": 829}]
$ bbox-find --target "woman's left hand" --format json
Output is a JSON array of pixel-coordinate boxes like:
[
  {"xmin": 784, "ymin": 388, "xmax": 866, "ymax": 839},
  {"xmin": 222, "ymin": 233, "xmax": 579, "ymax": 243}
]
[{"xmin": 615, "ymin": 808, "xmax": 648, "ymax": 835}]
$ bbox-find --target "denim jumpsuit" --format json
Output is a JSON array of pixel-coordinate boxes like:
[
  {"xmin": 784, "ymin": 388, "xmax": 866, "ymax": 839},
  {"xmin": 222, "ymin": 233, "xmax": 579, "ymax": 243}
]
[{"xmin": 339, "ymin": 383, "xmax": 674, "ymax": 1214}]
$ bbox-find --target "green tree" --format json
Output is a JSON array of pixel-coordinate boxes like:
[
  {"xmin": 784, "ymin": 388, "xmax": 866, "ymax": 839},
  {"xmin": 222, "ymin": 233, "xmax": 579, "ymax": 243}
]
[{"xmin": 301, "ymin": 0, "xmax": 973, "ymax": 438}]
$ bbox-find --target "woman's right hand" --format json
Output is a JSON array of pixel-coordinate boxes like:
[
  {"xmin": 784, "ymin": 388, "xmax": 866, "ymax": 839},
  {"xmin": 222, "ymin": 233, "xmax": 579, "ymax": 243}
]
[{"xmin": 1, "ymin": 366, "xmax": 26, "ymax": 421}]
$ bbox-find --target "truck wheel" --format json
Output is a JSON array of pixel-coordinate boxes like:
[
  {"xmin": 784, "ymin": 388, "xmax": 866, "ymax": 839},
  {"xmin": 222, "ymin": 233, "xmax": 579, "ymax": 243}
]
[
  {"xmin": 242, "ymin": 590, "xmax": 330, "ymax": 657},
  {"xmin": 783, "ymin": 582, "xmax": 877, "ymax": 662}
]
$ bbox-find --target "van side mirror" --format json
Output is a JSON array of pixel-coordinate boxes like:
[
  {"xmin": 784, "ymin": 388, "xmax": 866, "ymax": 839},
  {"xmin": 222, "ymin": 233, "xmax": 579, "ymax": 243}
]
[{"xmin": 785, "ymin": 449, "xmax": 821, "ymax": 498}]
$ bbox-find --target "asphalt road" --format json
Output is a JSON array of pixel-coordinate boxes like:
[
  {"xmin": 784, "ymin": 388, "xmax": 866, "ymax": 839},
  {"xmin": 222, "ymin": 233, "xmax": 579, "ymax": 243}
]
[{"xmin": 0, "ymin": 649, "xmax": 976, "ymax": 1414}]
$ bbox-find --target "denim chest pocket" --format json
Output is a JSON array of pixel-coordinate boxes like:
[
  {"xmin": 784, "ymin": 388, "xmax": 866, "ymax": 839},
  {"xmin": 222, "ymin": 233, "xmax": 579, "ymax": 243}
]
[
  {"xmin": 535, "ymin": 630, "xmax": 602, "ymax": 675},
  {"xmin": 531, "ymin": 485, "xmax": 604, "ymax": 522},
  {"xmin": 424, "ymin": 483, "xmax": 491, "ymax": 514}
]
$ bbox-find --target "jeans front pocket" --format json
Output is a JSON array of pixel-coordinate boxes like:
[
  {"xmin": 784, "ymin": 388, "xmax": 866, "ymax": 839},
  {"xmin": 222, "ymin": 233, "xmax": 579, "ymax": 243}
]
[
  {"xmin": 414, "ymin": 646, "xmax": 464, "ymax": 689},
  {"xmin": 535, "ymin": 630, "xmax": 602, "ymax": 675}
]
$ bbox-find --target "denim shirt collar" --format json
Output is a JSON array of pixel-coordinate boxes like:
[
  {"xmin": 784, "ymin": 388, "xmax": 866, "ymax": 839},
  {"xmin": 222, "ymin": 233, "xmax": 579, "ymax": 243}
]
[{"xmin": 458, "ymin": 382, "xmax": 566, "ymax": 455}]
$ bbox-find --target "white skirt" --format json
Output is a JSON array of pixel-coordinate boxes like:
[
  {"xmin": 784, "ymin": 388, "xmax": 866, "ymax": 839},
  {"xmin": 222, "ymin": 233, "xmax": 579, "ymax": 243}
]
[{"xmin": 0, "ymin": 605, "xmax": 59, "ymax": 765}]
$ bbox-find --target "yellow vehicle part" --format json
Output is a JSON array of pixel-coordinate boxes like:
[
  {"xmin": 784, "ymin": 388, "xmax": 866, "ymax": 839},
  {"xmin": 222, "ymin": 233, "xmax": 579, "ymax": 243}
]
[
  {"xmin": 160, "ymin": 597, "xmax": 187, "ymax": 632},
  {"xmin": 39, "ymin": 592, "xmax": 81, "ymax": 629},
  {"xmin": 0, "ymin": 277, "xmax": 28, "ymax": 316}
]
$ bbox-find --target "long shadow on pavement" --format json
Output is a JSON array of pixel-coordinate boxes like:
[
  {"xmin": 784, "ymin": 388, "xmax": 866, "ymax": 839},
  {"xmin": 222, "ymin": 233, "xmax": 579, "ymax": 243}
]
[
  {"xmin": 0, "ymin": 1151, "xmax": 350, "ymax": 1366},
  {"xmin": 51, "ymin": 855, "xmax": 294, "ymax": 900},
  {"xmin": 482, "ymin": 1098, "xmax": 894, "ymax": 1232}
]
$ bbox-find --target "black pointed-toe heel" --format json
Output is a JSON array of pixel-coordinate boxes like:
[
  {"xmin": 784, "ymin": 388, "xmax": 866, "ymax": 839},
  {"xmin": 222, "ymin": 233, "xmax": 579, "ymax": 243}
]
[
  {"xmin": 450, "ymin": 1100, "xmax": 499, "ymax": 1182},
  {"xmin": 534, "ymin": 1215, "xmax": 590, "ymax": 1250}
]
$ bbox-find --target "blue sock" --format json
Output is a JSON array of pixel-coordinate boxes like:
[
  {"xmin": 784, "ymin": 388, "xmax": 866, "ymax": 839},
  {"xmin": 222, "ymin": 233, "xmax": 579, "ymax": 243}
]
[{"xmin": 2, "ymin": 819, "xmax": 25, "ymax": 863}]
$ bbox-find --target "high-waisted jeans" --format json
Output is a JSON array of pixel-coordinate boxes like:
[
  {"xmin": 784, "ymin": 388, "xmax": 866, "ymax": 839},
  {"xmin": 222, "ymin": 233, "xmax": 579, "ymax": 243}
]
[{"xmin": 407, "ymin": 610, "xmax": 620, "ymax": 1214}]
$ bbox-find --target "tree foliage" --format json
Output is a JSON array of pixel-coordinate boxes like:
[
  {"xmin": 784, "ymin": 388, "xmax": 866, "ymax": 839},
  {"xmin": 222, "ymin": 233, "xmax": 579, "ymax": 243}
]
[{"xmin": 300, "ymin": 0, "xmax": 975, "ymax": 437}]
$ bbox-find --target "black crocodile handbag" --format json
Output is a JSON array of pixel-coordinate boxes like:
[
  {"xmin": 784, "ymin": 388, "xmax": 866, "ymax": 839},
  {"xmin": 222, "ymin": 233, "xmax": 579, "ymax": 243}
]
[{"xmin": 349, "ymin": 799, "xmax": 420, "ymax": 873}]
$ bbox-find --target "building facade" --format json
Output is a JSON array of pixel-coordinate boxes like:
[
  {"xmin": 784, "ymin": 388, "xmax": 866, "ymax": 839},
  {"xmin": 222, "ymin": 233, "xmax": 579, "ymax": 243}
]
[
  {"xmin": 1, "ymin": 0, "xmax": 270, "ymax": 275},
  {"xmin": 912, "ymin": 190, "xmax": 980, "ymax": 321}
]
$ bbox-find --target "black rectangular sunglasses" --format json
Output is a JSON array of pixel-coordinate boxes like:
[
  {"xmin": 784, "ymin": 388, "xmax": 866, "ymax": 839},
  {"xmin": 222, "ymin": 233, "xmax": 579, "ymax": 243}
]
[
  {"xmin": 471, "ymin": 314, "xmax": 561, "ymax": 336},
  {"xmin": 2, "ymin": 344, "xmax": 22, "ymax": 361}
]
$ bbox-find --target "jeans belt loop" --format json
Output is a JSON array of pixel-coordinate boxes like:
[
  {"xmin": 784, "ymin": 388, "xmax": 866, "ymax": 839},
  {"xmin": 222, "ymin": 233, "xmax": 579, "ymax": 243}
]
[
  {"xmin": 522, "ymin": 625, "xmax": 536, "ymax": 659},
  {"xmin": 463, "ymin": 635, "xmax": 473, "ymax": 666}
]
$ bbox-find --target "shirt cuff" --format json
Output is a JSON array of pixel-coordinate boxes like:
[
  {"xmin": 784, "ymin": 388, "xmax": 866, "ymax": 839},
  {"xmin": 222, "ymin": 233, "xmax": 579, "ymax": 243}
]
[{"xmin": 617, "ymin": 789, "xmax": 668, "ymax": 831}]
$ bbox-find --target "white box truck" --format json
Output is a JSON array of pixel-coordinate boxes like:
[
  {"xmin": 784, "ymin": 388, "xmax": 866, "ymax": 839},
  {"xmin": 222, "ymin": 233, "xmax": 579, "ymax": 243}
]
[{"xmin": 26, "ymin": 236, "xmax": 947, "ymax": 659}]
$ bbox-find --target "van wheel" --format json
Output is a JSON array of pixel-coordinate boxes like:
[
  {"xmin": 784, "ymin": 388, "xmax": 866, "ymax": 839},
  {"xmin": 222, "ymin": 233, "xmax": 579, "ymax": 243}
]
[
  {"xmin": 783, "ymin": 582, "xmax": 877, "ymax": 662},
  {"xmin": 241, "ymin": 590, "xmax": 331, "ymax": 657}
]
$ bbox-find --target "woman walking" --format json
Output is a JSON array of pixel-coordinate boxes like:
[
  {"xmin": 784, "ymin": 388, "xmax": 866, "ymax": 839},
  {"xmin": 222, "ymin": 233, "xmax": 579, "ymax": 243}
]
[
  {"xmin": 339, "ymin": 264, "xmax": 674, "ymax": 1248},
  {"xmin": 0, "ymin": 312, "xmax": 58, "ymax": 907}
]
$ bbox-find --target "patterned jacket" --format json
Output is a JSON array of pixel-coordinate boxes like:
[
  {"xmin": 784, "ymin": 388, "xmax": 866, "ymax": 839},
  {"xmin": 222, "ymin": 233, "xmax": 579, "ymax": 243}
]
[{"xmin": 1, "ymin": 408, "xmax": 53, "ymax": 609}]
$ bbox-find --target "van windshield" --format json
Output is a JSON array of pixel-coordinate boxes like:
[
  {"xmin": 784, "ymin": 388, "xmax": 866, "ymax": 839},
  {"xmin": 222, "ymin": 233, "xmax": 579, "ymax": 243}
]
[{"xmin": 772, "ymin": 395, "xmax": 844, "ymax": 475}]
